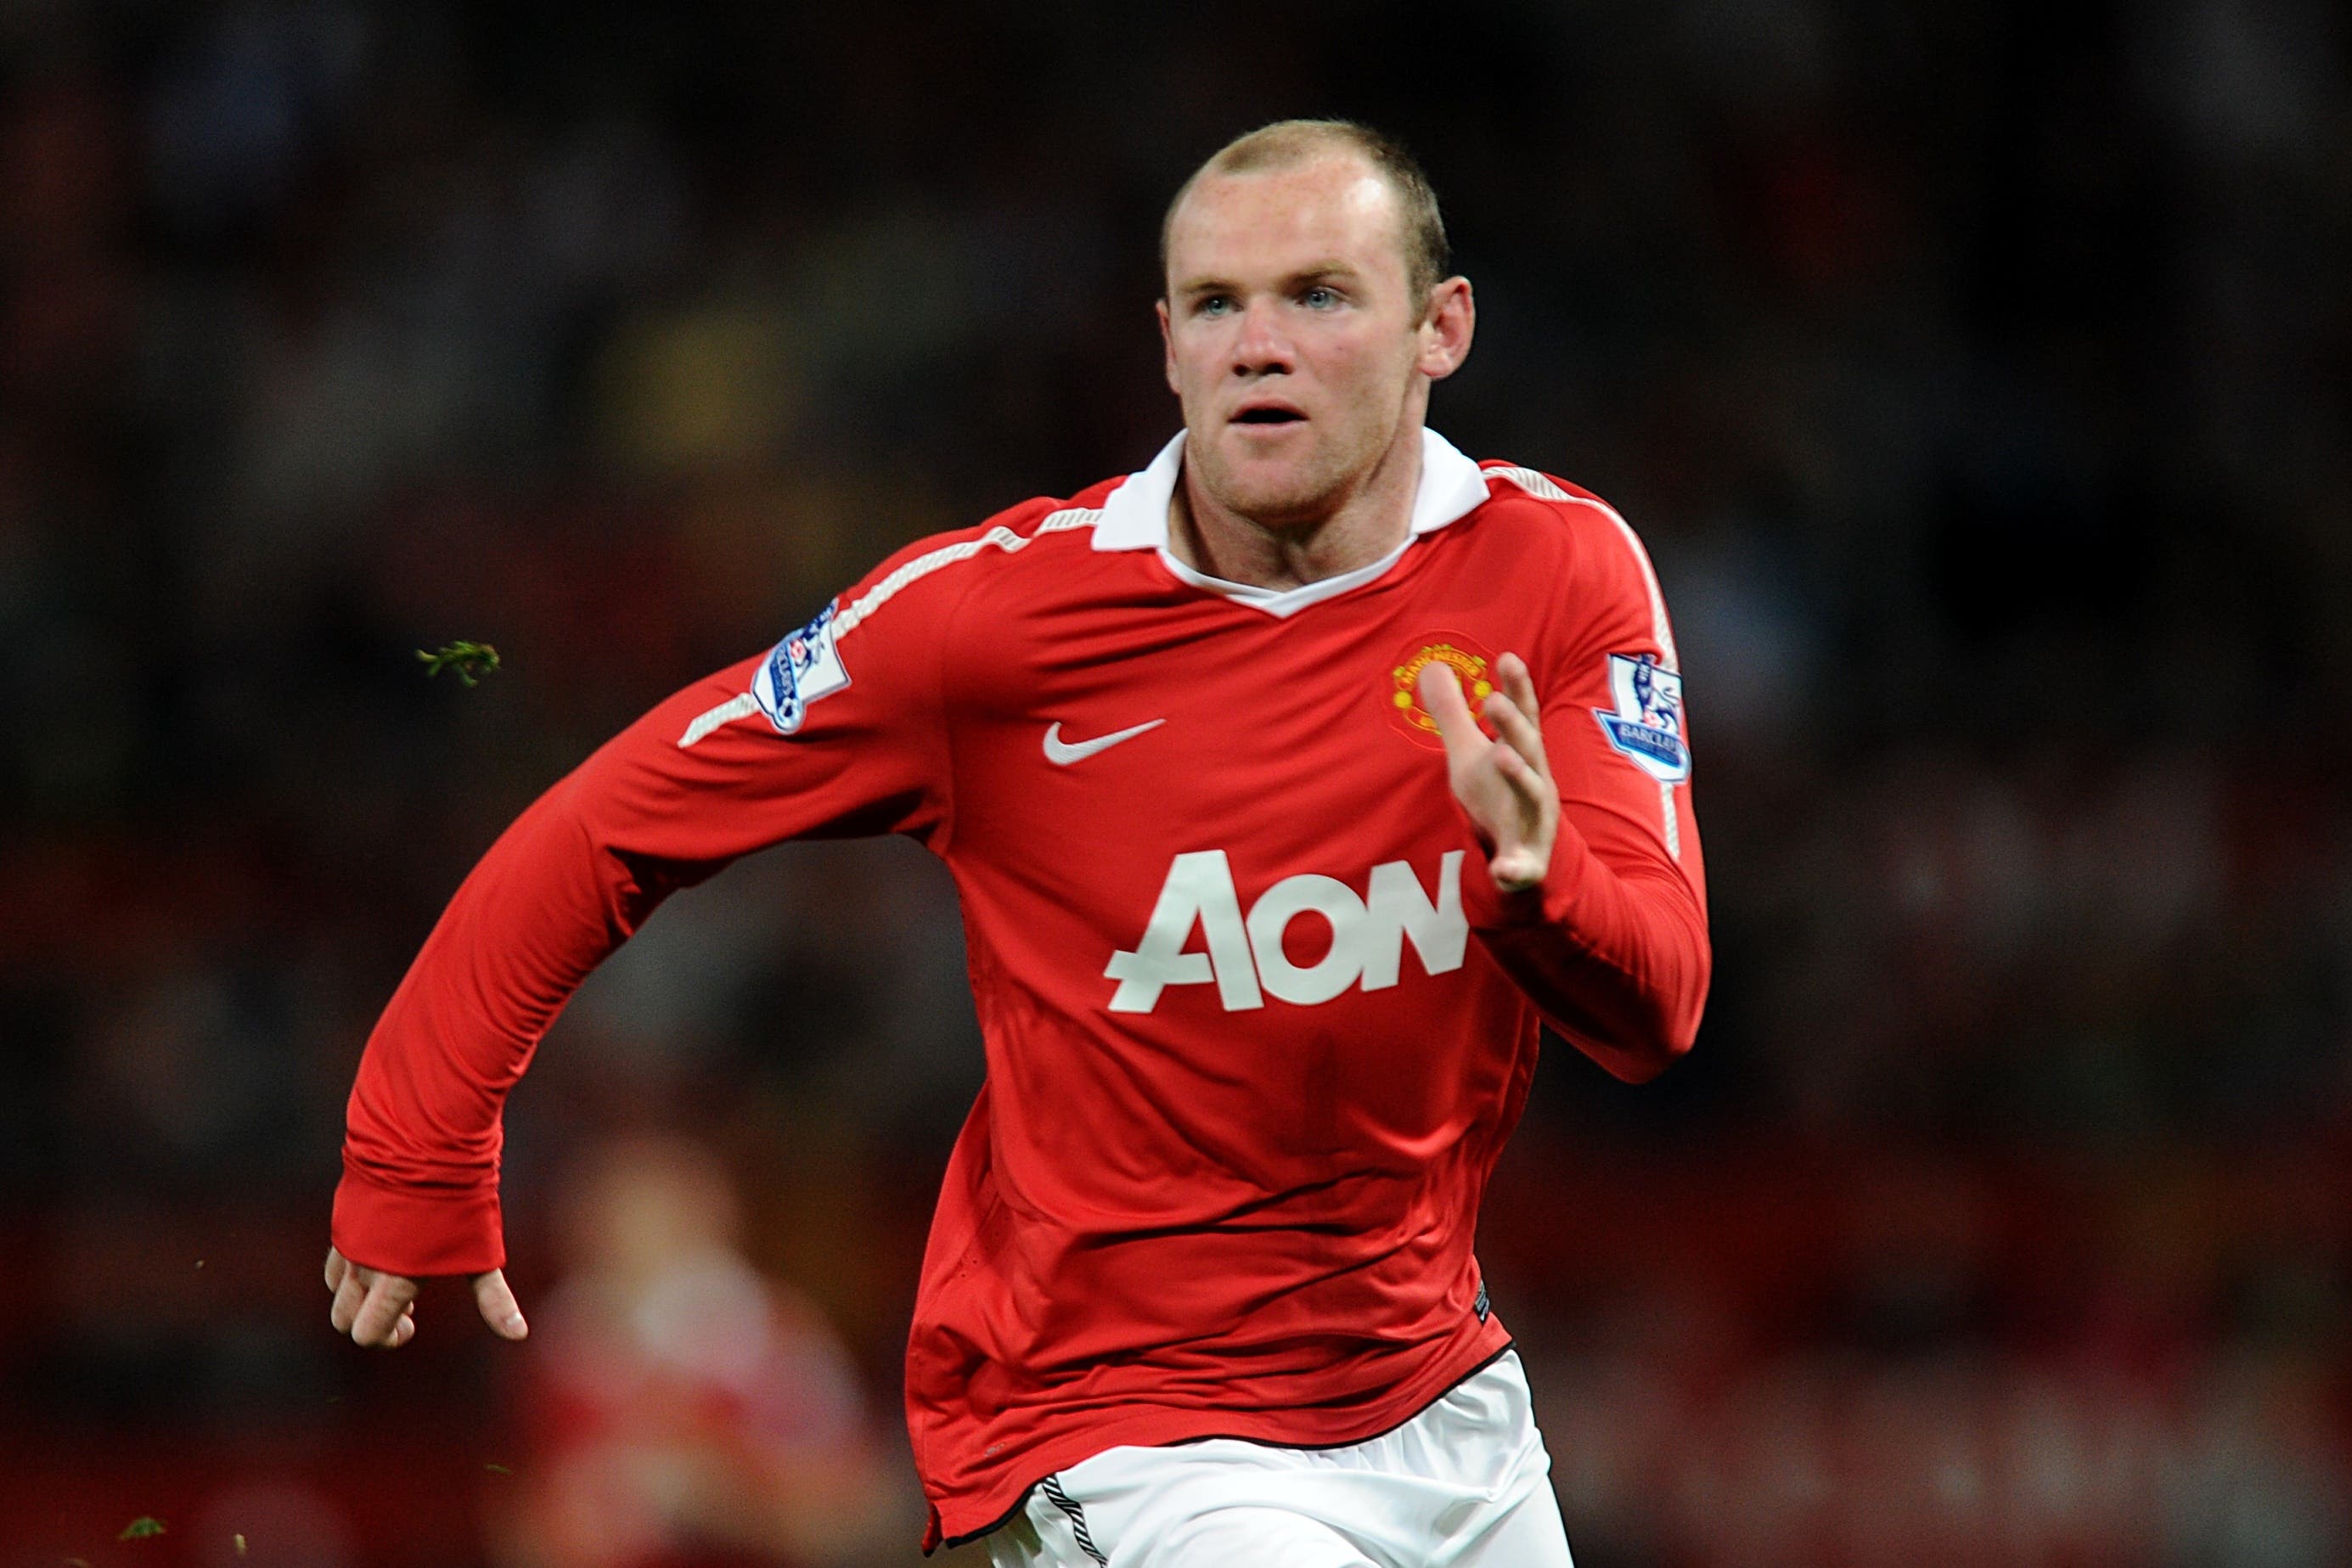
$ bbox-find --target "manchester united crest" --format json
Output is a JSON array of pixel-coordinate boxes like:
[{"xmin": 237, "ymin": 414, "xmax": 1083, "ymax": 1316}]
[{"xmin": 1387, "ymin": 632, "xmax": 1501, "ymax": 750}]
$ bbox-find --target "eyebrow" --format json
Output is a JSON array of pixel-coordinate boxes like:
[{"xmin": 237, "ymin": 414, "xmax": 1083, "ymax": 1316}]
[{"xmin": 1173, "ymin": 261, "xmax": 1364, "ymax": 300}]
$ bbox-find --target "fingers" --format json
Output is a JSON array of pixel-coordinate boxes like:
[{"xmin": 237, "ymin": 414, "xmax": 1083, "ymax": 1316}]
[
  {"xmin": 349, "ymin": 1272, "xmax": 420, "ymax": 1348},
  {"xmin": 1415, "ymin": 662, "xmax": 1483, "ymax": 758},
  {"xmin": 1480, "ymin": 691, "xmax": 1545, "ymax": 778},
  {"xmin": 329, "ymin": 1252, "xmax": 419, "ymax": 1348},
  {"xmin": 369, "ymin": 1301, "xmax": 415, "ymax": 1349},
  {"xmin": 1497, "ymin": 651, "xmax": 1541, "ymax": 722},
  {"xmin": 1482, "ymin": 655, "xmax": 1550, "ymax": 778},
  {"xmin": 474, "ymin": 1268, "xmax": 529, "ymax": 1340},
  {"xmin": 1488, "ymin": 846, "xmax": 1548, "ymax": 891},
  {"xmin": 1421, "ymin": 652, "xmax": 1556, "ymax": 895},
  {"xmin": 324, "ymin": 1246, "xmax": 526, "ymax": 1348},
  {"xmin": 329, "ymin": 1265, "xmax": 367, "ymax": 1335},
  {"xmin": 1483, "ymin": 655, "xmax": 1556, "ymax": 892}
]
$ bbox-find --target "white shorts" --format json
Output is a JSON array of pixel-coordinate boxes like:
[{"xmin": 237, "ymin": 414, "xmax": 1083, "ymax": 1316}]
[{"xmin": 984, "ymin": 1351, "xmax": 1574, "ymax": 1568}]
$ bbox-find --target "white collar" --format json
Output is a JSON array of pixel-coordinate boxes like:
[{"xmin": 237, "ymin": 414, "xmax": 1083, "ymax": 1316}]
[
  {"xmin": 1092, "ymin": 426, "xmax": 1488, "ymax": 549},
  {"xmin": 1089, "ymin": 427, "xmax": 1489, "ymax": 616}
]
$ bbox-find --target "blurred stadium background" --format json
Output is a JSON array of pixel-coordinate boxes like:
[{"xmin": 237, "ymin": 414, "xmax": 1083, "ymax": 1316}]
[{"xmin": 3, "ymin": 1, "xmax": 2349, "ymax": 1564}]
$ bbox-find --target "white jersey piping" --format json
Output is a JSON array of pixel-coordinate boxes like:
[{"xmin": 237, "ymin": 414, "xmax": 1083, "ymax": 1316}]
[
  {"xmin": 678, "ymin": 693, "xmax": 759, "ymax": 748},
  {"xmin": 834, "ymin": 507, "xmax": 1099, "ymax": 638},
  {"xmin": 676, "ymin": 506, "xmax": 1100, "ymax": 748}
]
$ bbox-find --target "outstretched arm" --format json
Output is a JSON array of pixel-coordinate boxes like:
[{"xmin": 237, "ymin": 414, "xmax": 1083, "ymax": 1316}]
[{"xmin": 329, "ymin": 544, "xmax": 967, "ymax": 1347}]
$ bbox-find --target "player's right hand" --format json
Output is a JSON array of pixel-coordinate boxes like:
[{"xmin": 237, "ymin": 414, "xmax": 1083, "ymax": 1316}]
[{"xmin": 324, "ymin": 1245, "xmax": 528, "ymax": 1349}]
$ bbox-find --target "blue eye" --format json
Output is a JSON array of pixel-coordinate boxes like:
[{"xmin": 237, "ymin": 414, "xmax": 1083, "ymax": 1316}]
[
  {"xmin": 1198, "ymin": 295, "xmax": 1235, "ymax": 317},
  {"xmin": 1302, "ymin": 286, "xmax": 1338, "ymax": 308}
]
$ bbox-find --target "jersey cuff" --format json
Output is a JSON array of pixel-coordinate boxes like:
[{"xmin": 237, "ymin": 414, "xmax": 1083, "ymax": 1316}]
[
  {"xmin": 331, "ymin": 1164, "xmax": 506, "ymax": 1278},
  {"xmin": 1460, "ymin": 830, "xmax": 1589, "ymax": 936}
]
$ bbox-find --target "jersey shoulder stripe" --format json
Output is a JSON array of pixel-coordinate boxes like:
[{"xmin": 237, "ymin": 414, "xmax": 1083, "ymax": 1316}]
[
  {"xmin": 833, "ymin": 503, "xmax": 1099, "ymax": 638},
  {"xmin": 1480, "ymin": 462, "xmax": 1679, "ymax": 673},
  {"xmin": 676, "ymin": 500, "xmax": 1097, "ymax": 748}
]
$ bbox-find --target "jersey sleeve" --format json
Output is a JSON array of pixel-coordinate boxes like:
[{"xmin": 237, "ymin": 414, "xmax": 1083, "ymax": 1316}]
[
  {"xmin": 1460, "ymin": 494, "xmax": 1712, "ymax": 1082},
  {"xmin": 332, "ymin": 537, "xmax": 971, "ymax": 1278}
]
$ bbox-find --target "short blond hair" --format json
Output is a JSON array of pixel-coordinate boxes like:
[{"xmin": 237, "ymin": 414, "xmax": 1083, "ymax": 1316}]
[{"xmin": 1161, "ymin": 119, "xmax": 1452, "ymax": 305}]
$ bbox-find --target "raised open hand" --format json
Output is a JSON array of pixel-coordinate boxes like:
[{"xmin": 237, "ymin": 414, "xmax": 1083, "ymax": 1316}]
[{"xmin": 1418, "ymin": 651, "xmax": 1558, "ymax": 893}]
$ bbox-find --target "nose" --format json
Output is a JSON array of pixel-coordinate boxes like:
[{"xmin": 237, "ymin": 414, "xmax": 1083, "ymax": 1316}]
[{"xmin": 1230, "ymin": 297, "xmax": 1294, "ymax": 378}]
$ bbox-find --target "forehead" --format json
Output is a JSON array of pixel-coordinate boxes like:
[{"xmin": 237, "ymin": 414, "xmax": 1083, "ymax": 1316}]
[{"xmin": 1166, "ymin": 155, "xmax": 1408, "ymax": 286}]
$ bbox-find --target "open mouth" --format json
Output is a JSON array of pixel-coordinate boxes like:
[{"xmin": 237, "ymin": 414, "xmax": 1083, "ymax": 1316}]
[{"xmin": 1232, "ymin": 407, "xmax": 1306, "ymax": 425}]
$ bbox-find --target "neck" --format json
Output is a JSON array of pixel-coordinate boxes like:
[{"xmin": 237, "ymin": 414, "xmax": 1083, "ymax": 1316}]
[{"xmin": 1168, "ymin": 424, "xmax": 1425, "ymax": 591}]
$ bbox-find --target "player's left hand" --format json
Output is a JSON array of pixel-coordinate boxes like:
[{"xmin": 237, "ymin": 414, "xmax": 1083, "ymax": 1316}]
[{"xmin": 1419, "ymin": 652, "xmax": 1558, "ymax": 893}]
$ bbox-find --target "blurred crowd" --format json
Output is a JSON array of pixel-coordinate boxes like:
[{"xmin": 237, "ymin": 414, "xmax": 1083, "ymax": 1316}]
[{"xmin": 1, "ymin": 0, "xmax": 2348, "ymax": 1563}]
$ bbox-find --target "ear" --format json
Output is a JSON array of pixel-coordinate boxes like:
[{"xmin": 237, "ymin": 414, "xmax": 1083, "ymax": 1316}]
[
  {"xmin": 1416, "ymin": 277, "xmax": 1475, "ymax": 382},
  {"xmin": 1156, "ymin": 298, "xmax": 1179, "ymax": 396}
]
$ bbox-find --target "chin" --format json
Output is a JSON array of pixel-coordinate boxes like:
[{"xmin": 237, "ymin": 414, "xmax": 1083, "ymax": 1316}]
[
  {"xmin": 1218, "ymin": 474, "xmax": 1339, "ymax": 528},
  {"xmin": 1200, "ymin": 447, "xmax": 1343, "ymax": 527}
]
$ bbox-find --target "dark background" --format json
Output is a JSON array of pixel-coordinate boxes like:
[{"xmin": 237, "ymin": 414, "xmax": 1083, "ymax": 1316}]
[{"xmin": 3, "ymin": 1, "xmax": 2349, "ymax": 1564}]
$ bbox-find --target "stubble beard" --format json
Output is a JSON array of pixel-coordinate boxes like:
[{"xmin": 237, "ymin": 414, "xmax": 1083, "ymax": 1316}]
[{"xmin": 1192, "ymin": 417, "xmax": 1384, "ymax": 534}]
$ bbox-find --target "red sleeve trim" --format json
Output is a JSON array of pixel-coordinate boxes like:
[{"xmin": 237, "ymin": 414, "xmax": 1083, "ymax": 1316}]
[
  {"xmin": 1458, "ymin": 823, "xmax": 1709, "ymax": 1083},
  {"xmin": 1458, "ymin": 857, "xmax": 1561, "ymax": 934},
  {"xmin": 331, "ymin": 1163, "xmax": 506, "ymax": 1278}
]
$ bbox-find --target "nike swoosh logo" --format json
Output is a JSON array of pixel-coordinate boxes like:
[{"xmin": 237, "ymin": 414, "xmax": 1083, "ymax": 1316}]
[{"xmin": 1044, "ymin": 719, "xmax": 1165, "ymax": 766}]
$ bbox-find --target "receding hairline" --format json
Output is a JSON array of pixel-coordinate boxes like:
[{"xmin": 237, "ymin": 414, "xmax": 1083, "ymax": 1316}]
[{"xmin": 1160, "ymin": 119, "xmax": 1451, "ymax": 303}]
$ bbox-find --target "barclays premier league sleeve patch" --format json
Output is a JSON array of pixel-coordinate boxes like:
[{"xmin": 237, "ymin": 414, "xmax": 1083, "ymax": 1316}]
[
  {"xmin": 1593, "ymin": 653, "xmax": 1691, "ymax": 784},
  {"xmin": 751, "ymin": 604, "xmax": 851, "ymax": 734}
]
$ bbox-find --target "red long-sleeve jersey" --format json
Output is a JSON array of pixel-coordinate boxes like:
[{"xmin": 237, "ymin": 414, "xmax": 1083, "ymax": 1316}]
[{"xmin": 333, "ymin": 430, "xmax": 1709, "ymax": 1548}]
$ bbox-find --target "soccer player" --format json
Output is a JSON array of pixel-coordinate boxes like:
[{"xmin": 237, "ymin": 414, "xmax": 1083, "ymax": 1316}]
[{"xmin": 325, "ymin": 120, "xmax": 1708, "ymax": 1566}]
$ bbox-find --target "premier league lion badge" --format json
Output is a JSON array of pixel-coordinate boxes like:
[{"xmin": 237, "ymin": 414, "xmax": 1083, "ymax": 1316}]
[
  {"xmin": 752, "ymin": 604, "xmax": 851, "ymax": 734},
  {"xmin": 1594, "ymin": 653, "xmax": 1690, "ymax": 783}
]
